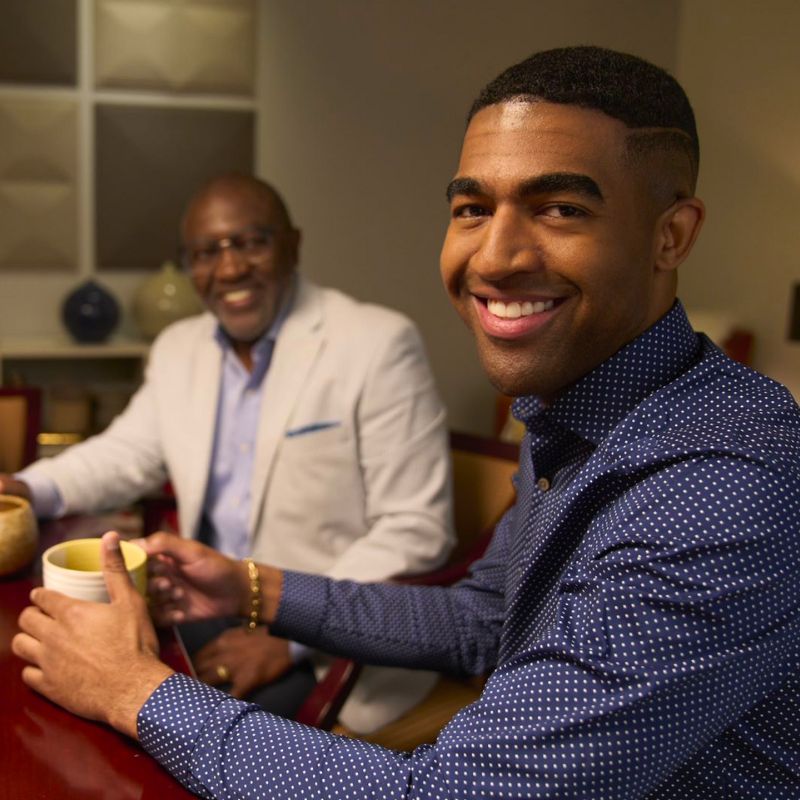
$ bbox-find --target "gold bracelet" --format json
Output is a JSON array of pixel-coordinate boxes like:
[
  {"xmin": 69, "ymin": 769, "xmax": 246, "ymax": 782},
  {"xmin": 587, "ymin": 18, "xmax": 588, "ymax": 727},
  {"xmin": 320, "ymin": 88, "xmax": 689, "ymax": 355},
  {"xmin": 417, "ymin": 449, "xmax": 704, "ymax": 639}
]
[{"xmin": 243, "ymin": 557, "xmax": 261, "ymax": 633}]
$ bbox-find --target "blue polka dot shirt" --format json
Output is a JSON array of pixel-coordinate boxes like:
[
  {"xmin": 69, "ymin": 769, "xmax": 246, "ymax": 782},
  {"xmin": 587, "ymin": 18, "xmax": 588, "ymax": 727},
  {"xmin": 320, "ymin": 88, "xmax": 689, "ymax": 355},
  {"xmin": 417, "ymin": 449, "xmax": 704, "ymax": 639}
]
[{"xmin": 139, "ymin": 301, "xmax": 800, "ymax": 798}]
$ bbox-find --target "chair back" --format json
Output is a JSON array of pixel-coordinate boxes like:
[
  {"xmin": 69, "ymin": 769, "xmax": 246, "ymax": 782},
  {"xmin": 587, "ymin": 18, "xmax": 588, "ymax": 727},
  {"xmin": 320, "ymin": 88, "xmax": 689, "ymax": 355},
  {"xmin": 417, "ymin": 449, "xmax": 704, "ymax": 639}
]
[
  {"xmin": 0, "ymin": 388, "xmax": 42, "ymax": 473},
  {"xmin": 449, "ymin": 431, "xmax": 519, "ymax": 562}
]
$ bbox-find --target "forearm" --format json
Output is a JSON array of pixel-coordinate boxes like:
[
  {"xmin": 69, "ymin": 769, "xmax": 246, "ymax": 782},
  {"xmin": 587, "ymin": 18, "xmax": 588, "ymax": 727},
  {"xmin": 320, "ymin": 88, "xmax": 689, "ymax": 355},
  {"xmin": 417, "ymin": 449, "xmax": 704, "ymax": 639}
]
[
  {"xmin": 266, "ymin": 512, "xmax": 511, "ymax": 674},
  {"xmin": 138, "ymin": 674, "xmax": 420, "ymax": 798},
  {"xmin": 270, "ymin": 570, "xmax": 502, "ymax": 675}
]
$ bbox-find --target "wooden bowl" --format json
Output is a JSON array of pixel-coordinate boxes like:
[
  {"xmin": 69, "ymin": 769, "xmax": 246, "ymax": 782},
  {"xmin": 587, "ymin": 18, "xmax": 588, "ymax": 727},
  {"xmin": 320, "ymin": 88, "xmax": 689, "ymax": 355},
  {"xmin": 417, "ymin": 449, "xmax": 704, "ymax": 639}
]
[{"xmin": 0, "ymin": 495, "xmax": 38, "ymax": 576}]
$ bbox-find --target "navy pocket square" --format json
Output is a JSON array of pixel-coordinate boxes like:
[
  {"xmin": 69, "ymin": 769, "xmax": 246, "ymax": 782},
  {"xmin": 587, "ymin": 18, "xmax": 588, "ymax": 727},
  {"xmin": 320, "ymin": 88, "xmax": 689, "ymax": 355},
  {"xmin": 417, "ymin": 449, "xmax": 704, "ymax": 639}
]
[{"xmin": 286, "ymin": 421, "xmax": 341, "ymax": 438}]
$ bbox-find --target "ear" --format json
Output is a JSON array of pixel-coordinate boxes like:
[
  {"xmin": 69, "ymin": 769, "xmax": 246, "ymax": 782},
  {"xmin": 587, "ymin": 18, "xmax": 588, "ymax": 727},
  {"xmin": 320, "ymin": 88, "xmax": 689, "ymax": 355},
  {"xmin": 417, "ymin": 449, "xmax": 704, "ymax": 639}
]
[{"xmin": 654, "ymin": 197, "xmax": 705, "ymax": 273}]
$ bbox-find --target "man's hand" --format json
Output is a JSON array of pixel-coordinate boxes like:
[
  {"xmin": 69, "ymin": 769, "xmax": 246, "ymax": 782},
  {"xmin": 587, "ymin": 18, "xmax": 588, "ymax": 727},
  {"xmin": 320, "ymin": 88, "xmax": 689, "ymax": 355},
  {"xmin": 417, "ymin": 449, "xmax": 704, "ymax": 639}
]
[
  {"xmin": 193, "ymin": 627, "xmax": 293, "ymax": 699},
  {"xmin": 0, "ymin": 474, "xmax": 31, "ymax": 500},
  {"xmin": 11, "ymin": 531, "xmax": 174, "ymax": 740},
  {"xmin": 138, "ymin": 532, "xmax": 283, "ymax": 628},
  {"xmin": 137, "ymin": 532, "xmax": 249, "ymax": 625}
]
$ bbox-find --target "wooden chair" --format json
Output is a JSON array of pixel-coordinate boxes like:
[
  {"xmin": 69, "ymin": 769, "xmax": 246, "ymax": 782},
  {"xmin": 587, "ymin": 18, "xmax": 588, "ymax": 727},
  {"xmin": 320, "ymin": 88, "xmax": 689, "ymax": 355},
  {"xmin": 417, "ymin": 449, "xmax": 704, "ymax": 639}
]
[
  {"xmin": 297, "ymin": 431, "xmax": 520, "ymax": 739},
  {"xmin": 0, "ymin": 387, "xmax": 42, "ymax": 473}
]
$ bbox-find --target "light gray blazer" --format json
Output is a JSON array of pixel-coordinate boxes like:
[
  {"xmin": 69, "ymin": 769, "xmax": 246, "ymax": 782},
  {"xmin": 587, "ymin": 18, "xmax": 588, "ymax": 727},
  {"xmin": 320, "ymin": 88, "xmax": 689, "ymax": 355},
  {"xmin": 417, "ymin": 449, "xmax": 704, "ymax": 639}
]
[{"xmin": 29, "ymin": 277, "xmax": 454, "ymax": 732}]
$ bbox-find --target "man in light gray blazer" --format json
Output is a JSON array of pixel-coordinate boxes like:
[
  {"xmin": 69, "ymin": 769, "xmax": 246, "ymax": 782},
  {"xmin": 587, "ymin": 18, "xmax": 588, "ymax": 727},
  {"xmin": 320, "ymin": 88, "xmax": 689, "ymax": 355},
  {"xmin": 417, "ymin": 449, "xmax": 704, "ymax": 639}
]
[{"xmin": 0, "ymin": 174, "xmax": 453, "ymax": 733}]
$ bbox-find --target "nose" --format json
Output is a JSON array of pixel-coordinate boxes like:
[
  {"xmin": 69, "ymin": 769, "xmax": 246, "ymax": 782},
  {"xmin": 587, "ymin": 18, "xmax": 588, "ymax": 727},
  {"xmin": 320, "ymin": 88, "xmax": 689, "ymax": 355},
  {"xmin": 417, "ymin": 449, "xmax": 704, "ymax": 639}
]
[
  {"xmin": 471, "ymin": 206, "xmax": 542, "ymax": 281},
  {"xmin": 214, "ymin": 243, "xmax": 250, "ymax": 281}
]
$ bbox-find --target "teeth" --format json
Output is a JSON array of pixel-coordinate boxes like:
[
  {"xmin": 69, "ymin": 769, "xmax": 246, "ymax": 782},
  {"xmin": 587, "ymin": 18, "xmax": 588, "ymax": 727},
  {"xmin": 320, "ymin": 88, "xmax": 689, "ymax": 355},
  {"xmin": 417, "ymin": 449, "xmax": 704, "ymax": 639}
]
[
  {"xmin": 224, "ymin": 289, "xmax": 252, "ymax": 303},
  {"xmin": 487, "ymin": 298, "xmax": 554, "ymax": 319}
]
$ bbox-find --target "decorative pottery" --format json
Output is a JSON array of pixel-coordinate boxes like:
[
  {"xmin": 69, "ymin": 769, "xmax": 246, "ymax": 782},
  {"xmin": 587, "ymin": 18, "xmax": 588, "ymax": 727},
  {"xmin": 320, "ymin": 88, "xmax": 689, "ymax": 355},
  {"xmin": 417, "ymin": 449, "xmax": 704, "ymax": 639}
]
[
  {"xmin": 61, "ymin": 279, "xmax": 120, "ymax": 343},
  {"xmin": 0, "ymin": 495, "xmax": 38, "ymax": 576},
  {"xmin": 132, "ymin": 260, "xmax": 202, "ymax": 340}
]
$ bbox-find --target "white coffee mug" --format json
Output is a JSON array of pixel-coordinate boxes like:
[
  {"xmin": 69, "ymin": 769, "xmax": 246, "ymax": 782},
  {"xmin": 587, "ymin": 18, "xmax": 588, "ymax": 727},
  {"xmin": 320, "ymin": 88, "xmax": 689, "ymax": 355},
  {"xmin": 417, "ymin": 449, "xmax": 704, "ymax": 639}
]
[{"xmin": 42, "ymin": 538, "xmax": 147, "ymax": 602}]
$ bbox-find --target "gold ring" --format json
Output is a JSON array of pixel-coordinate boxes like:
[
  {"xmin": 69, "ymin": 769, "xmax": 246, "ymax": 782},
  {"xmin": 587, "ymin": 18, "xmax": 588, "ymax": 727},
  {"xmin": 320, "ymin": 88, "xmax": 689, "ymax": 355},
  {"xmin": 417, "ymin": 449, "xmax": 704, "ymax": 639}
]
[{"xmin": 216, "ymin": 664, "xmax": 231, "ymax": 682}]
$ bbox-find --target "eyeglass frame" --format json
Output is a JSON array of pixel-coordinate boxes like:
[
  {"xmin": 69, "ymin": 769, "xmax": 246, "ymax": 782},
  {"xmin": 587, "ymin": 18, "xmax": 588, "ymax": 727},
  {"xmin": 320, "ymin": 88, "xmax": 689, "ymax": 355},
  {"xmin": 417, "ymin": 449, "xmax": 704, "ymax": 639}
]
[{"xmin": 179, "ymin": 226, "xmax": 281, "ymax": 275}]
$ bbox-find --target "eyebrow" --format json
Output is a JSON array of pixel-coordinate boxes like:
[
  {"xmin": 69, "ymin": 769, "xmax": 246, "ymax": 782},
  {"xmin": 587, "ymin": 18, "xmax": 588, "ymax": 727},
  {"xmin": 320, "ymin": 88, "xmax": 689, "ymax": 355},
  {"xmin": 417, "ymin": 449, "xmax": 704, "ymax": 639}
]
[{"xmin": 446, "ymin": 172, "xmax": 604, "ymax": 203}]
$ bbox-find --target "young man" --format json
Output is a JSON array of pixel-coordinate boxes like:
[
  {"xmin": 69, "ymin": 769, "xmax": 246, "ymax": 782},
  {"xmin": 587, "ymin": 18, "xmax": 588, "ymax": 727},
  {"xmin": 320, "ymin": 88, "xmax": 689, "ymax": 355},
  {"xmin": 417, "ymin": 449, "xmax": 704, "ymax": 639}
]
[
  {"xmin": 14, "ymin": 46, "xmax": 800, "ymax": 799},
  {"xmin": 4, "ymin": 174, "xmax": 453, "ymax": 732}
]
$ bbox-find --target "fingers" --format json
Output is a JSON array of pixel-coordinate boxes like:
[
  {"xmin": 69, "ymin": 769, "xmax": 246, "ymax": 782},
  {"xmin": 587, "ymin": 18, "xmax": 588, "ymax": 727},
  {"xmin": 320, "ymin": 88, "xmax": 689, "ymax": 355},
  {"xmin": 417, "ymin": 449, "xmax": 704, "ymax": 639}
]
[
  {"xmin": 228, "ymin": 679, "xmax": 250, "ymax": 700},
  {"xmin": 100, "ymin": 531, "xmax": 136, "ymax": 603},
  {"xmin": 0, "ymin": 474, "xmax": 31, "ymax": 499},
  {"xmin": 145, "ymin": 573, "xmax": 185, "ymax": 626},
  {"xmin": 28, "ymin": 586, "xmax": 72, "ymax": 620},
  {"xmin": 195, "ymin": 659, "xmax": 226, "ymax": 686},
  {"xmin": 193, "ymin": 640, "xmax": 231, "ymax": 686},
  {"xmin": 137, "ymin": 532, "xmax": 207, "ymax": 565},
  {"xmin": 12, "ymin": 630, "xmax": 45, "ymax": 667},
  {"xmin": 20, "ymin": 664, "xmax": 45, "ymax": 693}
]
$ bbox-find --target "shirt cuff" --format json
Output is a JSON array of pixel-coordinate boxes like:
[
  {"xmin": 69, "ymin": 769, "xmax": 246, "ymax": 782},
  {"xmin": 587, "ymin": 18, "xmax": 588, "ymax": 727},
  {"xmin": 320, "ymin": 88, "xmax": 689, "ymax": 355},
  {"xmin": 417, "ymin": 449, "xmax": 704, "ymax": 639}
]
[
  {"xmin": 138, "ymin": 673, "xmax": 237, "ymax": 795},
  {"xmin": 15, "ymin": 469, "xmax": 65, "ymax": 519}
]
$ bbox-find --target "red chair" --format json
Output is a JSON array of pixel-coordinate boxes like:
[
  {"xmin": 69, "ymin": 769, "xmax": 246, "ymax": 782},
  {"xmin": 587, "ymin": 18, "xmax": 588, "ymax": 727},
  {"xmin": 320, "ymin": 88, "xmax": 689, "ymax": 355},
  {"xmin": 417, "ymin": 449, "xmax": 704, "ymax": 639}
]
[{"xmin": 0, "ymin": 387, "xmax": 42, "ymax": 473}]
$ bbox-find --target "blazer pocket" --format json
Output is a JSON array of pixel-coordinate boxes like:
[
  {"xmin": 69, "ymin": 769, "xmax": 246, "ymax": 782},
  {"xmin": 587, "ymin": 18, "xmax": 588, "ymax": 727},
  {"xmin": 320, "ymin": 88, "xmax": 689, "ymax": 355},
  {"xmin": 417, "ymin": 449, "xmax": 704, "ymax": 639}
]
[
  {"xmin": 285, "ymin": 420, "xmax": 341, "ymax": 438},
  {"xmin": 281, "ymin": 421, "xmax": 349, "ymax": 458}
]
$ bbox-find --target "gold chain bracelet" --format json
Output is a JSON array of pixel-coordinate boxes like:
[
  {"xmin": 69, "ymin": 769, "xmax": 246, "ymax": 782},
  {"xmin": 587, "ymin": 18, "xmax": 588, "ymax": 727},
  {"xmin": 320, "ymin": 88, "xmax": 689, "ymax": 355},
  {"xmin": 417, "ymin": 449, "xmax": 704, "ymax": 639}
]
[{"xmin": 243, "ymin": 557, "xmax": 261, "ymax": 632}]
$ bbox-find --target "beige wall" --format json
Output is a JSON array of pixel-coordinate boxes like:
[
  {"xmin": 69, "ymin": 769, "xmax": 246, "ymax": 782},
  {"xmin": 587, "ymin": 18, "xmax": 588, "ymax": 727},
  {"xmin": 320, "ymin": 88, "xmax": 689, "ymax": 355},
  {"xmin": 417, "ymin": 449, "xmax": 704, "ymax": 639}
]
[
  {"xmin": 257, "ymin": 0, "xmax": 680, "ymax": 434},
  {"xmin": 4, "ymin": 1, "xmax": 797, "ymax": 434},
  {"xmin": 676, "ymin": 0, "xmax": 800, "ymax": 400}
]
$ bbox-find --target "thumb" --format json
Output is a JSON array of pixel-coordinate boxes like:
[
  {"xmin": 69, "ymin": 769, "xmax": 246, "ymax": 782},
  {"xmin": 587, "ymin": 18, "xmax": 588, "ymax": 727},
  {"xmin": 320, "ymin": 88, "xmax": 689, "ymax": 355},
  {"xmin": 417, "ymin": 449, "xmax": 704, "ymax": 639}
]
[{"xmin": 101, "ymin": 530, "xmax": 135, "ymax": 603}]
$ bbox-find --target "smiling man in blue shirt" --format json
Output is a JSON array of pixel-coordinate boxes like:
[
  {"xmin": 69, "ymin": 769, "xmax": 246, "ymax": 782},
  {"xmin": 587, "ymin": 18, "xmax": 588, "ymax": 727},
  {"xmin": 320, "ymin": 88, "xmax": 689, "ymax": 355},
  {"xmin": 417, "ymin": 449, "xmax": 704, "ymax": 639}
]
[{"xmin": 14, "ymin": 45, "xmax": 800, "ymax": 799}]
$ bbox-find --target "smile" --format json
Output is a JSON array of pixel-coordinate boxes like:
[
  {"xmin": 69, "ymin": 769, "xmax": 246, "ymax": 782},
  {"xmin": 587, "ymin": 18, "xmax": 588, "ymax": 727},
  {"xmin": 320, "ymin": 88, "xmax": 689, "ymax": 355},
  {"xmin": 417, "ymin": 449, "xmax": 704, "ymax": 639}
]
[
  {"xmin": 487, "ymin": 299, "xmax": 555, "ymax": 319},
  {"xmin": 472, "ymin": 294, "xmax": 563, "ymax": 340},
  {"xmin": 221, "ymin": 289, "xmax": 255, "ymax": 306}
]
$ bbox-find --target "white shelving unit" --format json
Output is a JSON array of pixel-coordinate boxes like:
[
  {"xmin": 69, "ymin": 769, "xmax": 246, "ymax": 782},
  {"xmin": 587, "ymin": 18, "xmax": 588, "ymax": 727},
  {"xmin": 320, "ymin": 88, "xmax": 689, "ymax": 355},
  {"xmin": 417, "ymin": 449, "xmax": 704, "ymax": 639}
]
[{"xmin": 0, "ymin": 336, "xmax": 149, "ymax": 445}]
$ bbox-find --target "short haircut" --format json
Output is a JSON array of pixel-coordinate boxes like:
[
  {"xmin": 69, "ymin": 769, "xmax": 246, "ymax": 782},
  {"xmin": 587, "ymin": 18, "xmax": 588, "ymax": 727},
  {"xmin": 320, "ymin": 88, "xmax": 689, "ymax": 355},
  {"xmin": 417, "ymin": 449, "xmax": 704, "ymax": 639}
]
[{"xmin": 470, "ymin": 46, "xmax": 699, "ymax": 191}]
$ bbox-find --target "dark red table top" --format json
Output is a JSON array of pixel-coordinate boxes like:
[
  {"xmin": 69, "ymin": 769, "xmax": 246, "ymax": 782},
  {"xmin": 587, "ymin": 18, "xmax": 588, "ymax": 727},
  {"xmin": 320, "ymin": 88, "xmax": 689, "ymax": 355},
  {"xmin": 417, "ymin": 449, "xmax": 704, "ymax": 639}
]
[{"xmin": 0, "ymin": 514, "xmax": 196, "ymax": 799}]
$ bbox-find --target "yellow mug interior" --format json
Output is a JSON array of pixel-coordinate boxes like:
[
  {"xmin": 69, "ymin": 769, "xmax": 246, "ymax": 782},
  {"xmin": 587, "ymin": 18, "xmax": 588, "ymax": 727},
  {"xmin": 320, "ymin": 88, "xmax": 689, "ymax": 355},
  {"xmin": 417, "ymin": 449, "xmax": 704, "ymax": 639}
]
[{"xmin": 44, "ymin": 538, "xmax": 147, "ymax": 595}]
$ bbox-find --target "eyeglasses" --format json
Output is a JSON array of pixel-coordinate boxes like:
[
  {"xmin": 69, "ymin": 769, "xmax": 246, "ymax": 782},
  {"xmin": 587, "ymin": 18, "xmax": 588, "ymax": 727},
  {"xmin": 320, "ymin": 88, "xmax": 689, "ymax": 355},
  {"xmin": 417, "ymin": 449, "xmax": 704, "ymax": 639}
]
[{"xmin": 181, "ymin": 227, "xmax": 277, "ymax": 274}]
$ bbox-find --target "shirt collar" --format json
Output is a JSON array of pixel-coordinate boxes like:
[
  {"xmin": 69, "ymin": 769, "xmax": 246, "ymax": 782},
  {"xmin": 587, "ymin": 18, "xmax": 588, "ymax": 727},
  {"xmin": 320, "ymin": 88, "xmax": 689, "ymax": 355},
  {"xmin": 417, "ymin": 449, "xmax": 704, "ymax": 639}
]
[{"xmin": 513, "ymin": 301, "xmax": 701, "ymax": 444}]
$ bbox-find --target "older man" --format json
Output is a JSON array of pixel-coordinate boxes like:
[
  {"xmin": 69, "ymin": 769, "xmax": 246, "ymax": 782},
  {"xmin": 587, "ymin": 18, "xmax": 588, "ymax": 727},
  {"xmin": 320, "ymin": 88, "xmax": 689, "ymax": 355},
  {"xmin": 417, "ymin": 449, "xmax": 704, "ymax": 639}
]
[
  {"xmin": 3, "ymin": 174, "xmax": 453, "ymax": 732},
  {"xmin": 14, "ymin": 47, "xmax": 800, "ymax": 799}
]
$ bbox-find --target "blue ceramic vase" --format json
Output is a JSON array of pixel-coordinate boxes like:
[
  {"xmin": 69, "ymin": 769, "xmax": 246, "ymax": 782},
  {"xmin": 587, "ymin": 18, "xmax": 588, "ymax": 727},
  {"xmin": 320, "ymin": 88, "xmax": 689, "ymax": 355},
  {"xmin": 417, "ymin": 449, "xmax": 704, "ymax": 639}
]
[{"xmin": 61, "ymin": 280, "xmax": 120, "ymax": 343}]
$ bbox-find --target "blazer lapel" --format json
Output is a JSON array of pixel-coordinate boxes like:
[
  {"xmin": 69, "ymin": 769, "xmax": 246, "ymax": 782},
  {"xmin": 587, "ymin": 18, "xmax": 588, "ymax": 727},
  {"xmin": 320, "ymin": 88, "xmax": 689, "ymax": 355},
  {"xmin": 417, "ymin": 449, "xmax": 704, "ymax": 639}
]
[
  {"xmin": 248, "ymin": 278, "xmax": 325, "ymax": 535},
  {"xmin": 180, "ymin": 318, "xmax": 224, "ymax": 538}
]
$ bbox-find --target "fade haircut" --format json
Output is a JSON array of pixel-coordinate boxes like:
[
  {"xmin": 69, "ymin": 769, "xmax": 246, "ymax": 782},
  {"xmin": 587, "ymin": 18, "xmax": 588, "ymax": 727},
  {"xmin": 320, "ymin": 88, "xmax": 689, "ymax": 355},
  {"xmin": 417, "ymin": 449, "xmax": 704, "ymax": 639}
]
[{"xmin": 469, "ymin": 46, "xmax": 699, "ymax": 192}]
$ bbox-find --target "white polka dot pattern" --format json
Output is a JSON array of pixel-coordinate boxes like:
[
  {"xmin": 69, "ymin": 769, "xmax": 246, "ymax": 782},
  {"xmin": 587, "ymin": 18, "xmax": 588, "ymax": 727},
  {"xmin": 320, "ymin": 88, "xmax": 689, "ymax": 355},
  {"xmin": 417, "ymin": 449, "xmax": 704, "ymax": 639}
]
[{"xmin": 139, "ymin": 302, "xmax": 800, "ymax": 798}]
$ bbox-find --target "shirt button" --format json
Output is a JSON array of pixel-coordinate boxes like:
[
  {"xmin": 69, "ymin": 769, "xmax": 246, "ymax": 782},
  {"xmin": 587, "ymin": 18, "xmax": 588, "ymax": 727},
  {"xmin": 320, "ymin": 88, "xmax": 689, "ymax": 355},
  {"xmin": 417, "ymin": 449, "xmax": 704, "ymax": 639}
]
[
  {"xmin": 537, "ymin": 477, "xmax": 551, "ymax": 492},
  {"xmin": 239, "ymin": 442, "xmax": 250, "ymax": 453}
]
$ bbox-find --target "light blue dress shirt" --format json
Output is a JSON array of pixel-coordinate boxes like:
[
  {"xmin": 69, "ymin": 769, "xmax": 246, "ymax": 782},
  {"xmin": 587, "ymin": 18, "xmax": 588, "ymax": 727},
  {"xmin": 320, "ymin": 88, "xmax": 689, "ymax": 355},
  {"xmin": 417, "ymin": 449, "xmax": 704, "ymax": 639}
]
[{"xmin": 200, "ymin": 320, "xmax": 280, "ymax": 558}]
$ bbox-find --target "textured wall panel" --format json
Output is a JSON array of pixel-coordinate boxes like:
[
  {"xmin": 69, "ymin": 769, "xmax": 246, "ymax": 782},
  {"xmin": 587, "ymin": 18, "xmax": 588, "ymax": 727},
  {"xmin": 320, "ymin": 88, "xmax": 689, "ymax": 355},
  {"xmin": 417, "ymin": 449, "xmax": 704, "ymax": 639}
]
[
  {"xmin": 95, "ymin": 0, "xmax": 255, "ymax": 94},
  {"xmin": 0, "ymin": 98, "xmax": 78, "ymax": 271},
  {"xmin": 0, "ymin": 0, "xmax": 77, "ymax": 85},
  {"xmin": 95, "ymin": 104, "xmax": 254, "ymax": 270}
]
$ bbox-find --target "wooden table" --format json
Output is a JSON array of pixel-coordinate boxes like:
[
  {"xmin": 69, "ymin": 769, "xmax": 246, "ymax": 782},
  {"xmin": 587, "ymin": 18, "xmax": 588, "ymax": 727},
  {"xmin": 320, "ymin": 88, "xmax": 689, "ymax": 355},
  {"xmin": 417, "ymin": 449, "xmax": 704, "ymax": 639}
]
[{"xmin": 0, "ymin": 514, "xmax": 197, "ymax": 799}]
